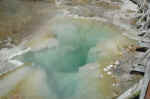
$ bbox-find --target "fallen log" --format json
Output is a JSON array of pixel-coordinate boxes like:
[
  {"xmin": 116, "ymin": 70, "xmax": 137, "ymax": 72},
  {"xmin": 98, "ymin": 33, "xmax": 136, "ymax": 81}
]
[
  {"xmin": 128, "ymin": 0, "xmax": 150, "ymax": 98},
  {"xmin": 117, "ymin": 79, "xmax": 143, "ymax": 99},
  {"xmin": 130, "ymin": 49, "xmax": 150, "ymax": 74},
  {"xmin": 140, "ymin": 57, "xmax": 150, "ymax": 99},
  {"xmin": 130, "ymin": 0, "xmax": 138, "ymax": 5}
]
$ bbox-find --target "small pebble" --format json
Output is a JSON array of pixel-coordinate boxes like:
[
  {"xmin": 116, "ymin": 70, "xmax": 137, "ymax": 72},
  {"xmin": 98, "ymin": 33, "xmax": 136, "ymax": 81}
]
[
  {"xmin": 112, "ymin": 83, "xmax": 119, "ymax": 87},
  {"xmin": 98, "ymin": 74, "xmax": 103, "ymax": 79},
  {"xmin": 107, "ymin": 72, "xmax": 112, "ymax": 75},
  {"xmin": 115, "ymin": 60, "xmax": 120, "ymax": 65},
  {"xmin": 107, "ymin": 65, "xmax": 113, "ymax": 70},
  {"xmin": 112, "ymin": 83, "xmax": 116, "ymax": 87},
  {"xmin": 104, "ymin": 68, "xmax": 108, "ymax": 72}
]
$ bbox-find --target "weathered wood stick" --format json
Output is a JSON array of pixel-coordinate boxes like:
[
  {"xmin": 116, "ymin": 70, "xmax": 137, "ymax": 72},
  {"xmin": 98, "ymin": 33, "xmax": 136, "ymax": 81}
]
[
  {"xmin": 117, "ymin": 79, "xmax": 143, "ymax": 99},
  {"xmin": 130, "ymin": 0, "xmax": 138, "ymax": 5},
  {"xmin": 140, "ymin": 58, "xmax": 150, "ymax": 99}
]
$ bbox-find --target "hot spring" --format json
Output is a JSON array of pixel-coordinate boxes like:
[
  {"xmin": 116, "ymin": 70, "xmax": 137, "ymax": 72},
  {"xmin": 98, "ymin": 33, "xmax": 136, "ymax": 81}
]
[{"xmin": 0, "ymin": 16, "xmax": 135, "ymax": 99}]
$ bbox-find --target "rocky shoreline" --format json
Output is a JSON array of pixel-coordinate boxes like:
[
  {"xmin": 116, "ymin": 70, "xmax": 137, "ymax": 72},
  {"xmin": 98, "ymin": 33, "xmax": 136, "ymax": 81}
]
[
  {"xmin": 0, "ymin": 0, "xmax": 146, "ymax": 98},
  {"xmin": 118, "ymin": 0, "xmax": 150, "ymax": 99}
]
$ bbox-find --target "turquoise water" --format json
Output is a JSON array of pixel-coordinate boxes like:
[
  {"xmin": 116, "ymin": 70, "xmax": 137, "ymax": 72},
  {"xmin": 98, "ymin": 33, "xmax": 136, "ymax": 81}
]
[{"xmin": 18, "ymin": 16, "xmax": 128, "ymax": 99}]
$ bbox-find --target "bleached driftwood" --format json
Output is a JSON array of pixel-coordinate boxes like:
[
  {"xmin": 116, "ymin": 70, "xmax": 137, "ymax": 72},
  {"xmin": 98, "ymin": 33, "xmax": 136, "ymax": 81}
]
[
  {"xmin": 117, "ymin": 79, "xmax": 143, "ymax": 99},
  {"xmin": 131, "ymin": 49, "xmax": 150, "ymax": 74},
  {"xmin": 140, "ymin": 57, "xmax": 150, "ymax": 99},
  {"xmin": 129, "ymin": 0, "xmax": 150, "ymax": 98}
]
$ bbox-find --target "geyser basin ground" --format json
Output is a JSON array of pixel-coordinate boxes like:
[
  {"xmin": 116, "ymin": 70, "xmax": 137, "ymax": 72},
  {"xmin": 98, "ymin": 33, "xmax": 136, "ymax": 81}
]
[{"xmin": 0, "ymin": 16, "xmax": 136, "ymax": 99}]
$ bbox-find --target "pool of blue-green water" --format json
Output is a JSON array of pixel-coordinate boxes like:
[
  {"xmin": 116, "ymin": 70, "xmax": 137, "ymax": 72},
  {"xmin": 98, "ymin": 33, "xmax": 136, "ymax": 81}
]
[{"xmin": 18, "ymin": 16, "xmax": 130, "ymax": 99}]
